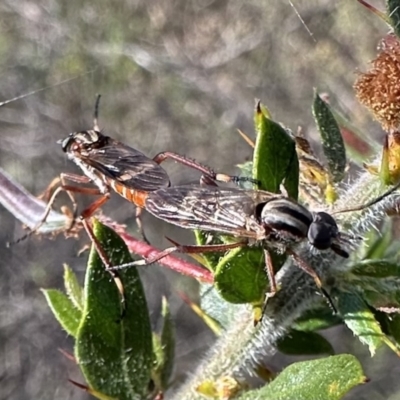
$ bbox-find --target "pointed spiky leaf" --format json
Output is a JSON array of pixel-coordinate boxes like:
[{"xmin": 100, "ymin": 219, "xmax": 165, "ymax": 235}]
[
  {"xmin": 253, "ymin": 101, "xmax": 299, "ymax": 198},
  {"xmin": 42, "ymin": 289, "xmax": 82, "ymax": 337},
  {"xmin": 75, "ymin": 220, "xmax": 153, "ymax": 400},
  {"xmin": 312, "ymin": 92, "xmax": 346, "ymax": 183},
  {"xmin": 338, "ymin": 291, "xmax": 385, "ymax": 355},
  {"xmin": 63, "ymin": 264, "xmax": 84, "ymax": 311}
]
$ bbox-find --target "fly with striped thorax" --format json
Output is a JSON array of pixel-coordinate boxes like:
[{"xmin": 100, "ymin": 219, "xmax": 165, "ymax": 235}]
[
  {"xmin": 35, "ymin": 95, "xmax": 254, "ymax": 232},
  {"xmin": 26, "ymin": 95, "xmax": 256, "ymax": 240},
  {"xmin": 109, "ymin": 181, "xmax": 400, "ymax": 311}
]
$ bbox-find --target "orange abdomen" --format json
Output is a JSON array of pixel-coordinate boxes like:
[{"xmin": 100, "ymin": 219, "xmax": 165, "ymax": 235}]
[{"xmin": 109, "ymin": 180, "xmax": 148, "ymax": 208}]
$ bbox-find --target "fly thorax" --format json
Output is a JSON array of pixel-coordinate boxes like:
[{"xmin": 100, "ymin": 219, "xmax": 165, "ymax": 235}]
[
  {"xmin": 72, "ymin": 158, "xmax": 109, "ymax": 194},
  {"xmin": 260, "ymin": 198, "xmax": 313, "ymax": 243},
  {"xmin": 308, "ymin": 211, "xmax": 339, "ymax": 250}
]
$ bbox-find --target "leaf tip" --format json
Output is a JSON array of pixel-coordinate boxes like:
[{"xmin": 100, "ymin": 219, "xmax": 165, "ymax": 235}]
[{"xmin": 255, "ymin": 99, "xmax": 262, "ymax": 114}]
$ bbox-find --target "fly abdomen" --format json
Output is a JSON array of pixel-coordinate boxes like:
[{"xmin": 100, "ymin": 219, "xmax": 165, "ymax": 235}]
[{"xmin": 260, "ymin": 198, "xmax": 313, "ymax": 240}]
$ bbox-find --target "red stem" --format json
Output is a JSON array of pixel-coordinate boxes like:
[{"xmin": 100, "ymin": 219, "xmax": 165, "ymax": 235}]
[{"xmin": 116, "ymin": 229, "xmax": 214, "ymax": 284}]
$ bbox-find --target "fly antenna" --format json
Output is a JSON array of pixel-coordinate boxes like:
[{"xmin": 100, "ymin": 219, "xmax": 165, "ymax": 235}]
[
  {"xmin": 332, "ymin": 179, "xmax": 400, "ymax": 215},
  {"xmin": 93, "ymin": 94, "xmax": 101, "ymax": 131}
]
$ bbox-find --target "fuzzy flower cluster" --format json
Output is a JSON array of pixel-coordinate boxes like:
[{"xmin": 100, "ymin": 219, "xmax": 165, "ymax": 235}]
[{"xmin": 354, "ymin": 34, "xmax": 400, "ymax": 133}]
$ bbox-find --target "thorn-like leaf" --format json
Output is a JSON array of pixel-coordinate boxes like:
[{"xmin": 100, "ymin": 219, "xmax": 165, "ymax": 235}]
[
  {"xmin": 312, "ymin": 91, "xmax": 346, "ymax": 183},
  {"xmin": 63, "ymin": 264, "xmax": 84, "ymax": 311},
  {"xmin": 253, "ymin": 101, "xmax": 299, "ymax": 198},
  {"xmin": 42, "ymin": 289, "xmax": 82, "ymax": 337},
  {"xmin": 75, "ymin": 220, "xmax": 153, "ymax": 399}
]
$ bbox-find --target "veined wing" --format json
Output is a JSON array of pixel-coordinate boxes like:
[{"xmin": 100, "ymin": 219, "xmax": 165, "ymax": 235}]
[
  {"xmin": 145, "ymin": 185, "xmax": 279, "ymax": 238},
  {"xmin": 83, "ymin": 138, "xmax": 170, "ymax": 192}
]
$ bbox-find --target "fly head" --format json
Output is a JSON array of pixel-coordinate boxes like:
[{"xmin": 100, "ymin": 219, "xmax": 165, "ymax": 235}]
[
  {"xmin": 59, "ymin": 130, "xmax": 107, "ymax": 156},
  {"xmin": 308, "ymin": 212, "xmax": 349, "ymax": 258},
  {"xmin": 308, "ymin": 212, "xmax": 339, "ymax": 250}
]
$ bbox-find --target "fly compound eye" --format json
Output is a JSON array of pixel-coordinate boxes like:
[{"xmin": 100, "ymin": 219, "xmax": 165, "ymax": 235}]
[
  {"xmin": 58, "ymin": 133, "xmax": 75, "ymax": 153},
  {"xmin": 308, "ymin": 212, "xmax": 339, "ymax": 250}
]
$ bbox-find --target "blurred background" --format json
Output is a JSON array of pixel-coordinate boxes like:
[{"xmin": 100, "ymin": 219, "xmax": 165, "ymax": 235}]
[{"xmin": 0, "ymin": 0, "xmax": 397, "ymax": 399}]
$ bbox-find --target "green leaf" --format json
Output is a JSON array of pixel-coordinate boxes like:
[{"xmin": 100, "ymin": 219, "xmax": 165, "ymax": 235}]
[
  {"xmin": 152, "ymin": 300, "xmax": 175, "ymax": 393},
  {"xmin": 159, "ymin": 298, "xmax": 175, "ymax": 390},
  {"xmin": 277, "ymin": 330, "xmax": 334, "ymax": 356},
  {"xmin": 283, "ymin": 153, "xmax": 300, "ymax": 200},
  {"xmin": 253, "ymin": 101, "xmax": 299, "ymax": 198},
  {"xmin": 312, "ymin": 91, "xmax": 346, "ymax": 183},
  {"xmin": 42, "ymin": 289, "xmax": 82, "ymax": 337},
  {"xmin": 337, "ymin": 291, "xmax": 386, "ymax": 355},
  {"xmin": 293, "ymin": 307, "xmax": 342, "ymax": 332},
  {"xmin": 152, "ymin": 334, "xmax": 164, "ymax": 390},
  {"xmin": 64, "ymin": 264, "xmax": 84, "ymax": 311},
  {"xmin": 388, "ymin": 0, "xmax": 400, "ymax": 38},
  {"xmin": 75, "ymin": 220, "xmax": 153, "ymax": 400},
  {"xmin": 237, "ymin": 355, "xmax": 366, "ymax": 400},
  {"xmin": 214, "ymin": 247, "xmax": 267, "ymax": 304},
  {"xmin": 350, "ymin": 259, "xmax": 400, "ymax": 278}
]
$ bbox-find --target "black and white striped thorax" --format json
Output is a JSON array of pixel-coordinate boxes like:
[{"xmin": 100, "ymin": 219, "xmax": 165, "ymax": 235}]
[
  {"xmin": 259, "ymin": 198, "xmax": 312, "ymax": 244},
  {"xmin": 259, "ymin": 197, "xmax": 345, "ymax": 256}
]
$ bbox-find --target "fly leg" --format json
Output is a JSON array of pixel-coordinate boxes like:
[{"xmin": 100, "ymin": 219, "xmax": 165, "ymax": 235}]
[
  {"xmin": 107, "ymin": 241, "xmax": 246, "ymax": 271},
  {"xmin": 256, "ymin": 249, "xmax": 279, "ymax": 326},
  {"xmin": 153, "ymin": 151, "xmax": 259, "ymax": 187},
  {"xmin": 11, "ymin": 173, "xmax": 103, "ymax": 244},
  {"xmin": 264, "ymin": 249, "xmax": 278, "ymax": 298},
  {"xmin": 286, "ymin": 248, "xmax": 337, "ymax": 313}
]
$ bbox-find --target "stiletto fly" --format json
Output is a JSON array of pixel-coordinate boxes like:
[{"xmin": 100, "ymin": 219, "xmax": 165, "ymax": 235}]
[
  {"xmin": 22, "ymin": 96, "xmax": 256, "ymax": 309},
  {"xmin": 26, "ymin": 95, "xmax": 256, "ymax": 244}
]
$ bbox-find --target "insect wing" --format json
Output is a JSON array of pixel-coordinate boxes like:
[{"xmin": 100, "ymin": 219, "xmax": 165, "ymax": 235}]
[
  {"xmin": 145, "ymin": 185, "xmax": 276, "ymax": 238},
  {"xmin": 83, "ymin": 139, "xmax": 170, "ymax": 192}
]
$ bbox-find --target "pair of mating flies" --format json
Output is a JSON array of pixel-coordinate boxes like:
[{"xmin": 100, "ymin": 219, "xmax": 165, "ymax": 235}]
[{"xmin": 29, "ymin": 96, "xmax": 400, "ymax": 311}]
